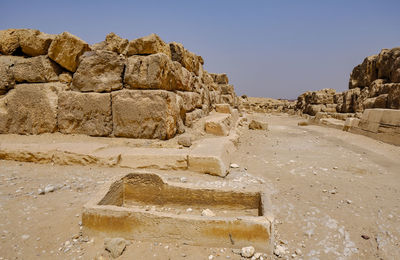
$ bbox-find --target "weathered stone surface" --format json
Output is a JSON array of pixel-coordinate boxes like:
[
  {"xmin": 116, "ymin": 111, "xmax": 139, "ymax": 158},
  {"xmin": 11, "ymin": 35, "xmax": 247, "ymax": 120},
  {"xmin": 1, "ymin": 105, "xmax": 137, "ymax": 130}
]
[
  {"xmin": 0, "ymin": 55, "xmax": 61, "ymax": 83},
  {"xmin": 170, "ymin": 42, "xmax": 202, "ymax": 75},
  {"xmin": 387, "ymin": 83, "xmax": 400, "ymax": 109},
  {"xmin": 0, "ymin": 83, "xmax": 64, "ymax": 134},
  {"xmin": 0, "ymin": 65, "xmax": 15, "ymax": 95},
  {"xmin": 176, "ymin": 91, "xmax": 202, "ymax": 113},
  {"xmin": 177, "ymin": 135, "xmax": 192, "ymax": 147},
  {"xmin": 377, "ymin": 48, "xmax": 400, "ymax": 82},
  {"xmin": 124, "ymin": 53, "xmax": 192, "ymax": 91},
  {"xmin": 210, "ymin": 73, "xmax": 229, "ymax": 84},
  {"xmin": 185, "ymin": 109, "xmax": 203, "ymax": 127},
  {"xmin": 48, "ymin": 32, "xmax": 90, "ymax": 72},
  {"xmin": 105, "ymin": 32, "xmax": 128, "ymax": 55},
  {"xmin": 104, "ymin": 237, "xmax": 128, "ymax": 258},
  {"xmin": 16, "ymin": 29, "xmax": 54, "ymax": 56},
  {"xmin": 112, "ymin": 90, "xmax": 182, "ymax": 139},
  {"xmin": 72, "ymin": 50, "xmax": 125, "ymax": 92},
  {"xmin": 342, "ymin": 88, "xmax": 360, "ymax": 113},
  {"xmin": 0, "ymin": 29, "xmax": 19, "ymax": 55},
  {"xmin": 58, "ymin": 91, "xmax": 112, "ymax": 136},
  {"xmin": 126, "ymin": 33, "xmax": 171, "ymax": 57},
  {"xmin": 349, "ymin": 55, "xmax": 378, "ymax": 89},
  {"xmin": 249, "ymin": 120, "xmax": 268, "ymax": 130},
  {"xmin": 205, "ymin": 113, "xmax": 231, "ymax": 136},
  {"xmin": 215, "ymin": 103, "xmax": 231, "ymax": 114}
]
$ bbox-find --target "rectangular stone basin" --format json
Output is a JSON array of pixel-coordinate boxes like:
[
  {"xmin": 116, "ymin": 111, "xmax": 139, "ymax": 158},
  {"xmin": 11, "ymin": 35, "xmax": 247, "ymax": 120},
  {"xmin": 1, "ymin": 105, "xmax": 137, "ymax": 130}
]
[{"xmin": 82, "ymin": 172, "xmax": 274, "ymax": 252}]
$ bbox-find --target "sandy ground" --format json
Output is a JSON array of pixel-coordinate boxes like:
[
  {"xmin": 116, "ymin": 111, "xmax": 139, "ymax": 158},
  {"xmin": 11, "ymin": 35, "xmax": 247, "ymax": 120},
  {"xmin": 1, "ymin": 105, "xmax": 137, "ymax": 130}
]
[{"xmin": 0, "ymin": 113, "xmax": 399, "ymax": 259}]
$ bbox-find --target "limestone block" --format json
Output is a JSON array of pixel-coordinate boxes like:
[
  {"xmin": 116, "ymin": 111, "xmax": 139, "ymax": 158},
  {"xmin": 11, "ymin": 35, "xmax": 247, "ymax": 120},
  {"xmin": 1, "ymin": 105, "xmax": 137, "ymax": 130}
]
[
  {"xmin": 387, "ymin": 83, "xmax": 400, "ymax": 109},
  {"xmin": 16, "ymin": 29, "xmax": 54, "ymax": 56},
  {"xmin": 0, "ymin": 83, "xmax": 65, "ymax": 134},
  {"xmin": 343, "ymin": 118, "xmax": 360, "ymax": 131},
  {"xmin": 170, "ymin": 42, "xmax": 202, "ymax": 75},
  {"xmin": 204, "ymin": 113, "xmax": 232, "ymax": 136},
  {"xmin": 48, "ymin": 31, "xmax": 91, "ymax": 72},
  {"xmin": 0, "ymin": 64, "xmax": 15, "ymax": 95},
  {"xmin": 210, "ymin": 73, "xmax": 229, "ymax": 84},
  {"xmin": 188, "ymin": 137, "xmax": 234, "ymax": 177},
  {"xmin": 124, "ymin": 53, "xmax": 192, "ymax": 91},
  {"xmin": 72, "ymin": 50, "xmax": 125, "ymax": 92},
  {"xmin": 249, "ymin": 120, "xmax": 268, "ymax": 130},
  {"xmin": 126, "ymin": 33, "xmax": 171, "ymax": 57},
  {"xmin": 58, "ymin": 91, "xmax": 112, "ymax": 136},
  {"xmin": 105, "ymin": 32, "xmax": 128, "ymax": 54},
  {"xmin": 0, "ymin": 29, "xmax": 19, "ymax": 55},
  {"xmin": 185, "ymin": 109, "xmax": 203, "ymax": 127},
  {"xmin": 215, "ymin": 103, "xmax": 232, "ymax": 114},
  {"xmin": 176, "ymin": 91, "xmax": 202, "ymax": 113},
  {"xmin": 112, "ymin": 90, "xmax": 182, "ymax": 139},
  {"xmin": 0, "ymin": 55, "xmax": 61, "ymax": 83}
]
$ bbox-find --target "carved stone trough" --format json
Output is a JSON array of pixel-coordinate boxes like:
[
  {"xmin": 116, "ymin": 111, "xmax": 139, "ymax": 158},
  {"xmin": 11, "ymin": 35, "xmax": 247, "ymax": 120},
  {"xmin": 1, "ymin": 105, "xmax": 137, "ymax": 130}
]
[{"xmin": 82, "ymin": 172, "xmax": 274, "ymax": 252}]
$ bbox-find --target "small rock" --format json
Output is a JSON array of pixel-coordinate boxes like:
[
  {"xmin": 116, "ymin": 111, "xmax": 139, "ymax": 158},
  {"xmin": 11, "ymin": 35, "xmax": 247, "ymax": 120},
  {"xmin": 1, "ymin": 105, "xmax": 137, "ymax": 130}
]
[
  {"xmin": 230, "ymin": 163, "xmax": 239, "ymax": 168},
  {"xmin": 274, "ymin": 244, "xmax": 287, "ymax": 257},
  {"xmin": 249, "ymin": 120, "xmax": 268, "ymax": 130},
  {"xmin": 180, "ymin": 177, "xmax": 187, "ymax": 183},
  {"xmin": 232, "ymin": 248, "xmax": 241, "ymax": 255},
  {"xmin": 186, "ymin": 208, "xmax": 193, "ymax": 213},
  {"xmin": 329, "ymin": 188, "xmax": 337, "ymax": 194},
  {"xmin": 254, "ymin": 252, "xmax": 262, "ymax": 258},
  {"xmin": 21, "ymin": 234, "xmax": 30, "ymax": 240},
  {"xmin": 44, "ymin": 184, "xmax": 55, "ymax": 193},
  {"xmin": 241, "ymin": 246, "xmax": 255, "ymax": 258},
  {"xmin": 104, "ymin": 237, "xmax": 128, "ymax": 258},
  {"xmin": 177, "ymin": 136, "xmax": 192, "ymax": 147},
  {"xmin": 208, "ymin": 255, "xmax": 214, "ymax": 260},
  {"xmin": 38, "ymin": 188, "xmax": 45, "ymax": 195},
  {"xmin": 361, "ymin": 234, "xmax": 370, "ymax": 240},
  {"xmin": 346, "ymin": 200, "xmax": 352, "ymax": 204},
  {"xmin": 201, "ymin": 209, "xmax": 216, "ymax": 217},
  {"xmin": 295, "ymin": 248, "xmax": 302, "ymax": 255}
]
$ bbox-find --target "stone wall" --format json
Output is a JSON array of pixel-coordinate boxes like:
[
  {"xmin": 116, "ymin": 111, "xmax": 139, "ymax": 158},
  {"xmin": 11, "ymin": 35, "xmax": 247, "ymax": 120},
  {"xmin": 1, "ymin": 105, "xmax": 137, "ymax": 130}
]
[
  {"xmin": 0, "ymin": 29, "xmax": 238, "ymax": 139},
  {"xmin": 240, "ymin": 97, "xmax": 295, "ymax": 114},
  {"xmin": 296, "ymin": 46, "xmax": 400, "ymax": 116}
]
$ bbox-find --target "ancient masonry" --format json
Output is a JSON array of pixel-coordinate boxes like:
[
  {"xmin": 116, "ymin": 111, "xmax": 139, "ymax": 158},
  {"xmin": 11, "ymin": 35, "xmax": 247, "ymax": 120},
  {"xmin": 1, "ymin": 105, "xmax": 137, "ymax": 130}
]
[
  {"xmin": 294, "ymin": 47, "xmax": 400, "ymax": 146},
  {"xmin": 0, "ymin": 29, "xmax": 238, "ymax": 139}
]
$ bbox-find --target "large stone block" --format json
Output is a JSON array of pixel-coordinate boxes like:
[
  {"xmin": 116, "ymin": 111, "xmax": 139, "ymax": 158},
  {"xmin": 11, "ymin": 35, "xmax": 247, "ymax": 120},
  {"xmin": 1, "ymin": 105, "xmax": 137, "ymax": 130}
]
[
  {"xmin": 210, "ymin": 73, "xmax": 229, "ymax": 84},
  {"xmin": 0, "ymin": 29, "xmax": 19, "ymax": 55},
  {"xmin": 126, "ymin": 33, "xmax": 171, "ymax": 57},
  {"xmin": 170, "ymin": 42, "xmax": 202, "ymax": 75},
  {"xmin": 0, "ymin": 64, "xmax": 15, "ymax": 95},
  {"xmin": 387, "ymin": 83, "xmax": 400, "ymax": 109},
  {"xmin": 124, "ymin": 53, "xmax": 192, "ymax": 91},
  {"xmin": 112, "ymin": 90, "xmax": 182, "ymax": 139},
  {"xmin": 48, "ymin": 32, "xmax": 90, "ymax": 72},
  {"xmin": 0, "ymin": 55, "xmax": 61, "ymax": 83},
  {"xmin": 105, "ymin": 32, "xmax": 128, "ymax": 55},
  {"xmin": 176, "ymin": 91, "xmax": 202, "ymax": 113},
  {"xmin": 16, "ymin": 29, "xmax": 54, "ymax": 56},
  {"xmin": 72, "ymin": 50, "xmax": 125, "ymax": 92},
  {"xmin": 0, "ymin": 83, "xmax": 65, "ymax": 134},
  {"xmin": 58, "ymin": 91, "xmax": 112, "ymax": 136}
]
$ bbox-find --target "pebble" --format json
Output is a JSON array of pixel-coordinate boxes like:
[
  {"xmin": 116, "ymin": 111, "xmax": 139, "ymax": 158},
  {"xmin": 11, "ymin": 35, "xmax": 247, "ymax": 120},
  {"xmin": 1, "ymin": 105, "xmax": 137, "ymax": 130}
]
[
  {"xmin": 208, "ymin": 255, "xmax": 214, "ymax": 260},
  {"xmin": 230, "ymin": 163, "xmax": 240, "ymax": 168},
  {"xmin": 44, "ymin": 185, "xmax": 55, "ymax": 193},
  {"xmin": 274, "ymin": 245, "xmax": 287, "ymax": 257},
  {"xmin": 201, "ymin": 209, "xmax": 216, "ymax": 217},
  {"xmin": 241, "ymin": 246, "xmax": 255, "ymax": 258},
  {"xmin": 38, "ymin": 189, "xmax": 45, "ymax": 195},
  {"xmin": 104, "ymin": 237, "xmax": 128, "ymax": 258},
  {"xmin": 21, "ymin": 234, "xmax": 30, "ymax": 240},
  {"xmin": 186, "ymin": 208, "xmax": 193, "ymax": 213},
  {"xmin": 180, "ymin": 177, "xmax": 187, "ymax": 183}
]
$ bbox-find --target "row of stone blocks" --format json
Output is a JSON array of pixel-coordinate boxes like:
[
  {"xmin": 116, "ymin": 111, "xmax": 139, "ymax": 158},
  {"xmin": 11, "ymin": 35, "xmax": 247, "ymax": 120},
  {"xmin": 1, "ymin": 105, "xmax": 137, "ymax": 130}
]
[{"xmin": 0, "ymin": 82, "xmax": 211, "ymax": 139}]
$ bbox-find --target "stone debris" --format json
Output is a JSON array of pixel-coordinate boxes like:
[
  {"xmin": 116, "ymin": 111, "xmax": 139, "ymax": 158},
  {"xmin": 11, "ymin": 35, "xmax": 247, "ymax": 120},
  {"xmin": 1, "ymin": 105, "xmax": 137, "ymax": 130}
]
[
  {"xmin": 177, "ymin": 135, "xmax": 192, "ymax": 147},
  {"xmin": 241, "ymin": 246, "xmax": 255, "ymax": 258},
  {"xmin": 230, "ymin": 163, "xmax": 239, "ymax": 168},
  {"xmin": 104, "ymin": 237, "xmax": 129, "ymax": 258},
  {"xmin": 201, "ymin": 209, "xmax": 216, "ymax": 217},
  {"xmin": 249, "ymin": 120, "xmax": 268, "ymax": 130},
  {"xmin": 273, "ymin": 244, "xmax": 287, "ymax": 257}
]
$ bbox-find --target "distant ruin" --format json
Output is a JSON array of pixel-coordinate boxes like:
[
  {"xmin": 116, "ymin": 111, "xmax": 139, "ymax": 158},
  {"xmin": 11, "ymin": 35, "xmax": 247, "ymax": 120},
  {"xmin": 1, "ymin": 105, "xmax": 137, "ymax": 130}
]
[{"xmin": 0, "ymin": 29, "xmax": 238, "ymax": 139}]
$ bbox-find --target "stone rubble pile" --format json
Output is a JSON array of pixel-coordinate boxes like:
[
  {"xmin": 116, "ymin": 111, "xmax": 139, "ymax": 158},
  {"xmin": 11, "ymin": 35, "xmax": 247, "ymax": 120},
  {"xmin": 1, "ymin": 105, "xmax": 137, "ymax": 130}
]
[
  {"xmin": 0, "ymin": 29, "xmax": 238, "ymax": 139},
  {"xmin": 240, "ymin": 96, "xmax": 296, "ymax": 114},
  {"xmin": 296, "ymin": 46, "xmax": 400, "ymax": 116}
]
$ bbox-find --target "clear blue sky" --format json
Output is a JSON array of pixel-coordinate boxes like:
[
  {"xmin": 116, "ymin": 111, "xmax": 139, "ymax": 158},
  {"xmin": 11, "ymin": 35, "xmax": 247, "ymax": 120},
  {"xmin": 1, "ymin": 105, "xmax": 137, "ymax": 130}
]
[{"xmin": 2, "ymin": 0, "xmax": 400, "ymax": 99}]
